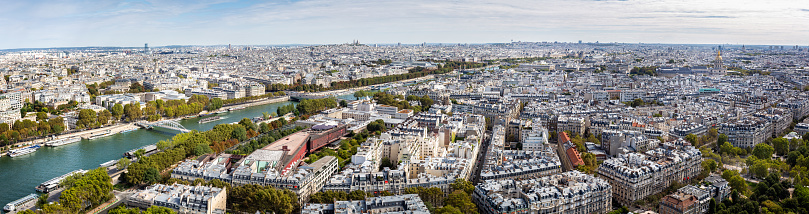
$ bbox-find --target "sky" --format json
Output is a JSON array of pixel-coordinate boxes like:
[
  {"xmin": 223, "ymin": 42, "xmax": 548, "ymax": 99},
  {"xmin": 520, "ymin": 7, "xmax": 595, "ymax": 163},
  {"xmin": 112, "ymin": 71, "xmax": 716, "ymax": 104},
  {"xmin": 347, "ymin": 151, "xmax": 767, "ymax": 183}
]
[{"xmin": 0, "ymin": 0, "xmax": 808, "ymax": 49}]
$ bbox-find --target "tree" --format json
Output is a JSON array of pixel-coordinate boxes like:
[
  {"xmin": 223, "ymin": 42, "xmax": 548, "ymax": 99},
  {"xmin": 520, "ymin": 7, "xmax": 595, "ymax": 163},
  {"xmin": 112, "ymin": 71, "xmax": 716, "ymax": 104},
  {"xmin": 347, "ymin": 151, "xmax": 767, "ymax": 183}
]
[
  {"xmin": 232, "ymin": 126, "xmax": 248, "ymax": 142},
  {"xmin": 143, "ymin": 167, "xmax": 160, "ymax": 184},
  {"xmin": 239, "ymin": 118, "xmax": 257, "ymax": 131},
  {"xmin": 99, "ymin": 109, "xmax": 112, "ymax": 125},
  {"xmin": 722, "ymin": 170, "xmax": 748, "ymax": 194},
  {"xmin": 717, "ymin": 134, "xmax": 728, "ymax": 146},
  {"xmin": 339, "ymin": 100, "xmax": 348, "ymax": 107},
  {"xmin": 143, "ymin": 206, "xmax": 177, "ymax": 214},
  {"xmin": 702, "ymin": 159, "xmax": 718, "ymax": 173},
  {"xmin": 208, "ymin": 98, "xmax": 223, "ymax": 111},
  {"xmin": 77, "ymin": 109, "xmax": 98, "ymax": 128},
  {"xmin": 108, "ymin": 205, "xmax": 141, "ymax": 214},
  {"xmin": 451, "ymin": 178, "xmax": 475, "ymax": 194},
  {"xmin": 420, "ymin": 95, "xmax": 434, "ymax": 110},
  {"xmin": 435, "ymin": 205, "xmax": 463, "ymax": 214},
  {"xmin": 753, "ymin": 143, "xmax": 774, "ymax": 159},
  {"xmin": 353, "ymin": 90, "xmax": 367, "ymax": 99},
  {"xmin": 128, "ymin": 82, "xmax": 146, "ymax": 93},
  {"xmin": 367, "ymin": 119, "xmax": 386, "ymax": 133},
  {"xmin": 772, "ymin": 137, "xmax": 789, "ymax": 156},
  {"xmin": 111, "ymin": 103, "xmax": 124, "ymax": 120},
  {"xmin": 117, "ymin": 158, "xmax": 131, "ymax": 170},
  {"xmin": 124, "ymin": 103, "xmax": 143, "ymax": 121},
  {"xmin": 444, "ymin": 190, "xmax": 477, "ymax": 214},
  {"xmin": 685, "ymin": 134, "xmax": 699, "ymax": 146},
  {"xmin": 750, "ymin": 160, "xmax": 769, "ymax": 178},
  {"xmin": 349, "ymin": 190, "xmax": 368, "ymax": 200},
  {"xmin": 36, "ymin": 112, "xmax": 48, "ymax": 121},
  {"xmin": 379, "ymin": 157, "xmax": 396, "ymax": 170}
]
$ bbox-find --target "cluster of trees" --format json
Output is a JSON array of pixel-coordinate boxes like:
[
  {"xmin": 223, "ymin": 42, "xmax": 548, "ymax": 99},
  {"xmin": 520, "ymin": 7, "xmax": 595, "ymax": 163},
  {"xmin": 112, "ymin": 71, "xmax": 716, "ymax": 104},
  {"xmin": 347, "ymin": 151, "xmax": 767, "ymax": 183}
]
[
  {"xmin": 726, "ymin": 67, "xmax": 771, "ymax": 76},
  {"xmin": 266, "ymin": 61, "xmax": 484, "ymax": 93},
  {"xmin": 108, "ymin": 205, "xmax": 177, "ymax": 214},
  {"xmin": 353, "ymin": 90, "xmax": 376, "ymax": 99},
  {"xmin": 37, "ymin": 168, "xmax": 113, "ymax": 213},
  {"xmin": 296, "ymin": 98, "xmax": 337, "ymax": 115},
  {"xmin": 20, "ymin": 101, "xmax": 76, "ymax": 117},
  {"xmin": 379, "ymin": 157, "xmax": 397, "ymax": 170},
  {"xmin": 309, "ymin": 190, "xmax": 379, "ymax": 203},
  {"xmin": 208, "ymin": 98, "xmax": 223, "ymax": 111},
  {"xmin": 719, "ymin": 141, "xmax": 748, "ymax": 157},
  {"xmin": 306, "ymin": 131, "xmax": 368, "ymax": 169},
  {"xmin": 229, "ymin": 184, "xmax": 300, "ymax": 214},
  {"xmin": 276, "ymin": 103, "xmax": 296, "ymax": 116},
  {"xmin": 86, "ymin": 81, "xmax": 115, "ymax": 97},
  {"xmin": 372, "ymin": 93, "xmax": 433, "ymax": 113},
  {"xmin": 741, "ymin": 141, "xmax": 809, "ymax": 183},
  {"xmin": 366, "ymin": 119, "xmax": 387, "ymax": 133},
  {"xmin": 712, "ymin": 177, "xmax": 809, "ymax": 214},
  {"xmin": 684, "ymin": 128, "xmax": 720, "ymax": 148},
  {"xmin": 221, "ymin": 91, "xmax": 286, "ymax": 106},
  {"xmin": 327, "ymin": 61, "xmax": 485, "ymax": 90},
  {"xmin": 126, "ymin": 122, "xmax": 257, "ymax": 185},
  {"xmin": 128, "ymin": 82, "xmax": 147, "ymax": 93},
  {"xmin": 0, "ymin": 117, "xmax": 66, "ymax": 146},
  {"xmin": 308, "ymin": 179, "xmax": 477, "ymax": 214},
  {"xmin": 721, "ymin": 170, "xmax": 749, "ymax": 196},
  {"xmin": 373, "ymin": 59, "xmax": 392, "ymax": 65},
  {"xmin": 576, "ymin": 152, "xmax": 598, "ymax": 174},
  {"xmin": 630, "ymin": 66, "xmax": 658, "ymax": 76},
  {"xmin": 784, "ymin": 139, "xmax": 809, "ymax": 186},
  {"xmin": 228, "ymin": 125, "xmax": 303, "ymax": 155},
  {"xmin": 76, "ymin": 108, "xmax": 113, "ymax": 129},
  {"xmin": 406, "ymin": 178, "xmax": 478, "ymax": 214}
]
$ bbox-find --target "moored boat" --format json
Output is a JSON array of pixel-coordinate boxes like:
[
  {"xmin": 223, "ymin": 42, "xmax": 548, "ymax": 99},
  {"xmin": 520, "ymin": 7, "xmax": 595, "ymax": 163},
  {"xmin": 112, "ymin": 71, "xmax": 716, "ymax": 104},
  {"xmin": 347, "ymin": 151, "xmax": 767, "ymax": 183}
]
[
  {"xmin": 8, "ymin": 145, "xmax": 41, "ymax": 157},
  {"xmin": 3, "ymin": 193, "xmax": 38, "ymax": 213},
  {"xmin": 44, "ymin": 137, "xmax": 82, "ymax": 147},
  {"xmin": 35, "ymin": 169, "xmax": 87, "ymax": 193},
  {"xmin": 199, "ymin": 116, "xmax": 223, "ymax": 124},
  {"xmin": 87, "ymin": 130, "xmax": 113, "ymax": 140}
]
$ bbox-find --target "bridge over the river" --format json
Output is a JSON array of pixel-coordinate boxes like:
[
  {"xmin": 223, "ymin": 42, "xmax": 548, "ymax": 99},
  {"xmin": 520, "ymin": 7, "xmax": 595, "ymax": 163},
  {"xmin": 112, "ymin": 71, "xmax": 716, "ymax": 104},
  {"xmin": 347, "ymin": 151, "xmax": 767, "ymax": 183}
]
[{"xmin": 135, "ymin": 120, "xmax": 191, "ymax": 133}]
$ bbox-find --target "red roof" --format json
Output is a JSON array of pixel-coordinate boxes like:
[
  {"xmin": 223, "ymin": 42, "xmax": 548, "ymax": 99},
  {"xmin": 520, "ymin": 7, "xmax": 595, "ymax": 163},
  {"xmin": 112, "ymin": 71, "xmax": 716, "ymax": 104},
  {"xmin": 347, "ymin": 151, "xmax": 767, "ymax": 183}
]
[
  {"xmin": 558, "ymin": 132, "xmax": 571, "ymax": 144},
  {"xmin": 566, "ymin": 147, "xmax": 584, "ymax": 166}
]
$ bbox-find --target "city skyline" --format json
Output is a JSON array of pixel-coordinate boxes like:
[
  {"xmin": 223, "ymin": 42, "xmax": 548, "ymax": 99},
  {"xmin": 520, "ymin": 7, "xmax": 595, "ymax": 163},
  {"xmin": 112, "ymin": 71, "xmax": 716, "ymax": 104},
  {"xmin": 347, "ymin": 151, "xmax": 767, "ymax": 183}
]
[{"xmin": 1, "ymin": 0, "xmax": 808, "ymax": 49}]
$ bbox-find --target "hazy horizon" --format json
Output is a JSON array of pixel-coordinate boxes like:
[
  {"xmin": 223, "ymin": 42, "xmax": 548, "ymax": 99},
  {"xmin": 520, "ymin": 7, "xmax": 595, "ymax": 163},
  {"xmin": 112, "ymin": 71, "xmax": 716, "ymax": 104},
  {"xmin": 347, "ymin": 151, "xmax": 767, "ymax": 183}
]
[{"xmin": 1, "ymin": 0, "xmax": 808, "ymax": 49}]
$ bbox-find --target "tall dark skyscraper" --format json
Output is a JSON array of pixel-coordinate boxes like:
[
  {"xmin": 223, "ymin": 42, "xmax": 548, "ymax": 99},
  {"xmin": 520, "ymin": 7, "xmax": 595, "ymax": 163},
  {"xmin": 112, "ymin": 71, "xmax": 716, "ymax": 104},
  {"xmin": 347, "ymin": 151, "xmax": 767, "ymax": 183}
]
[{"xmin": 144, "ymin": 43, "xmax": 149, "ymax": 53}]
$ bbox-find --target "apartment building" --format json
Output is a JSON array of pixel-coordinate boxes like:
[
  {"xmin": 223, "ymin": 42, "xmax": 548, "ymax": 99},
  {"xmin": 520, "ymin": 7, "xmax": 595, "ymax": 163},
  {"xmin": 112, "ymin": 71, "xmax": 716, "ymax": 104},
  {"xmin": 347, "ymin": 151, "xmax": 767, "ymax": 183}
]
[
  {"xmin": 796, "ymin": 123, "xmax": 809, "ymax": 136},
  {"xmin": 480, "ymin": 125, "xmax": 561, "ymax": 181},
  {"xmin": 0, "ymin": 91, "xmax": 23, "ymax": 124},
  {"xmin": 557, "ymin": 132, "xmax": 583, "ymax": 171},
  {"xmin": 324, "ymin": 114, "xmax": 485, "ymax": 197},
  {"xmin": 557, "ymin": 116, "xmax": 586, "ymax": 137},
  {"xmin": 520, "ymin": 125, "xmax": 549, "ymax": 152},
  {"xmin": 718, "ymin": 118, "xmax": 770, "ymax": 148},
  {"xmin": 659, "ymin": 185, "xmax": 711, "ymax": 214},
  {"xmin": 597, "ymin": 140, "xmax": 702, "ymax": 206},
  {"xmin": 184, "ymin": 88, "xmax": 227, "ymax": 100},
  {"xmin": 126, "ymin": 184, "xmax": 226, "ymax": 214},
  {"xmin": 171, "ymin": 154, "xmax": 339, "ymax": 203},
  {"xmin": 670, "ymin": 123, "xmax": 707, "ymax": 139},
  {"xmin": 243, "ymin": 83, "xmax": 265, "ymax": 97},
  {"xmin": 473, "ymin": 171, "xmax": 612, "ymax": 214},
  {"xmin": 302, "ymin": 194, "xmax": 430, "ymax": 214}
]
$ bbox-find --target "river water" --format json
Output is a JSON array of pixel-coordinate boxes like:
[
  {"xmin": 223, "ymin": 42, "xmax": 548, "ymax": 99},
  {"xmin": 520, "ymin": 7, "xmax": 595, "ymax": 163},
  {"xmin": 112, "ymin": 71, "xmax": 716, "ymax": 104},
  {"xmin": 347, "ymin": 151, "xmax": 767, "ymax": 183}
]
[{"xmin": 0, "ymin": 100, "xmax": 297, "ymax": 207}]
